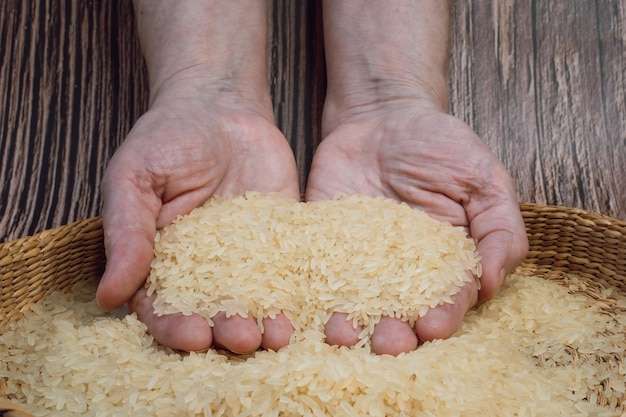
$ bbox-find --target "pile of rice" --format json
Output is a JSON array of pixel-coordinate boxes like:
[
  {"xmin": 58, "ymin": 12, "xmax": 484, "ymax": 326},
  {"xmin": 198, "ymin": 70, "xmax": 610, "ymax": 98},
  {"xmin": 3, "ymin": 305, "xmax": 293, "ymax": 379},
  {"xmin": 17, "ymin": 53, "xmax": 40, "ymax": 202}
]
[
  {"xmin": 1, "ymin": 194, "xmax": 625, "ymax": 416},
  {"xmin": 147, "ymin": 193, "xmax": 480, "ymax": 340}
]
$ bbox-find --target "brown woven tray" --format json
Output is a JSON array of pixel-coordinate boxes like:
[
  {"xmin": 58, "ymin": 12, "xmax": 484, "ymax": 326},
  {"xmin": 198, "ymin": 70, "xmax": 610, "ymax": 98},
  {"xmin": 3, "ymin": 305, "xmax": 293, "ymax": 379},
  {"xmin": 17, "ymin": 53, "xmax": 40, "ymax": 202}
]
[
  {"xmin": 0, "ymin": 217, "xmax": 105, "ymax": 328},
  {"xmin": 0, "ymin": 203, "xmax": 625, "ymax": 415}
]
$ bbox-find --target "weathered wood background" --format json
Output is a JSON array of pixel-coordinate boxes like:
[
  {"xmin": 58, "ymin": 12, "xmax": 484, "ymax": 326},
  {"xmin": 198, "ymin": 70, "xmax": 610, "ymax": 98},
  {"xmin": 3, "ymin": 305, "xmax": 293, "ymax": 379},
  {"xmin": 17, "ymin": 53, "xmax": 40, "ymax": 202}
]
[{"xmin": 1, "ymin": 0, "xmax": 624, "ymax": 243}]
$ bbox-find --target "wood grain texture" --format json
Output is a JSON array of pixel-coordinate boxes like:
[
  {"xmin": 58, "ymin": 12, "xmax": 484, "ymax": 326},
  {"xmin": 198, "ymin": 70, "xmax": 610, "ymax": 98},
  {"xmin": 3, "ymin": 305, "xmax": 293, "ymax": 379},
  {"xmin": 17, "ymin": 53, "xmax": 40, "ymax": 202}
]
[
  {"xmin": 268, "ymin": 0, "xmax": 325, "ymax": 193},
  {"xmin": 0, "ymin": 0, "xmax": 624, "ymax": 243},
  {"xmin": 449, "ymin": 0, "xmax": 626, "ymax": 220},
  {"xmin": 0, "ymin": 0, "xmax": 147, "ymax": 241}
]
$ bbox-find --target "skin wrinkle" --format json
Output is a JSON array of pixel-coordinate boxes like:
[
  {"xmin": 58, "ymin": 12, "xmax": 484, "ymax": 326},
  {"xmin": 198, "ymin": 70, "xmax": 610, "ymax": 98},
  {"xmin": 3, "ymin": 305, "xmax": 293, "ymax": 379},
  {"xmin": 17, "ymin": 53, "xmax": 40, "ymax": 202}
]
[
  {"xmin": 387, "ymin": 183, "xmax": 470, "ymax": 225},
  {"xmin": 465, "ymin": 169, "xmax": 519, "ymax": 219},
  {"xmin": 342, "ymin": 145, "xmax": 384, "ymax": 197},
  {"xmin": 327, "ymin": 90, "xmax": 445, "ymax": 135},
  {"xmin": 382, "ymin": 150, "xmax": 470, "ymax": 205},
  {"xmin": 148, "ymin": 63, "xmax": 216, "ymax": 105},
  {"xmin": 423, "ymin": 151, "xmax": 490, "ymax": 201},
  {"xmin": 160, "ymin": 148, "xmax": 223, "ymax": 197},
  {"xmin": 469, "ymin": 201, "xmax": 520, "ymax": 240},
  {"xmin": 103, "ymin": 171, "xmax": 161, "ymax": 230}
]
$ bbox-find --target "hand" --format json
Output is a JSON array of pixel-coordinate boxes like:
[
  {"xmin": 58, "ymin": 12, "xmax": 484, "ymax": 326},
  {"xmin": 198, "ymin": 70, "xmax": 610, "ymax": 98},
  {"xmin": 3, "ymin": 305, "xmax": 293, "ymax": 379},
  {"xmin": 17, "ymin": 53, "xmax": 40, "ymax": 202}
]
[
  {"xmin": 96, "ymin": 1, "xmax": 301, "ymax": 354},
  {"xmin": 310, "ymin": 0, "xmax": 528, "ymax": 356},
  {"xmin": 306, "ymin": 103, "xmax": 528, "ymax": 355},
  {"xmin": 96, "ymin": 75, "xmax": 300, "ymax": 353}
]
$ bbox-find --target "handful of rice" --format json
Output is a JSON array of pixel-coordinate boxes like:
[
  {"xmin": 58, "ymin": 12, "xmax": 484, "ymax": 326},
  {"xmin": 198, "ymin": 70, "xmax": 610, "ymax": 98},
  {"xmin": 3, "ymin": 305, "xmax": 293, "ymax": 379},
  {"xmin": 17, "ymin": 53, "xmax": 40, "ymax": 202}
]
[{"xmin": 147, "ymin": 193, "xmax": 480, "ymax": 341}]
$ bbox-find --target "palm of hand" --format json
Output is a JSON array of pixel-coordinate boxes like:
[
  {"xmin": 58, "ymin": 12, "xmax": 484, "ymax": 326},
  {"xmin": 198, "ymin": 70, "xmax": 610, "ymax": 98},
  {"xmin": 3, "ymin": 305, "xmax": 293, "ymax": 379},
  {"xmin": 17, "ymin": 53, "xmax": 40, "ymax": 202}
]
[
  {"xmin": 104, "ymin": 101, "xmax": 299, "ymax": 229},
  {"xmin": 307, "ymin": 109, "xmax": 526, "ymax": 348},
  {"xmin": 308, "ymin": 111, "xmax": 510, "ymax": 226}
]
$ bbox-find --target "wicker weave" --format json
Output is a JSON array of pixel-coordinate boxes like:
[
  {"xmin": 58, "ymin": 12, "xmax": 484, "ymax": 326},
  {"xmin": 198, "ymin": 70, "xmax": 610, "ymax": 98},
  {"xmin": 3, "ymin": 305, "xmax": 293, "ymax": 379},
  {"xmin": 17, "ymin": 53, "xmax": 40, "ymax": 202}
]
[
  {"xmin": 521, "ymin": 202, "xmax": 626, "ymax": 292},
  {"xmin": 0, "ymin": 203, "xmax": 625, "ymax": 415},
  {"xmin": 0, "ymin": 217, "xmax": 105, "ymax": 328}
]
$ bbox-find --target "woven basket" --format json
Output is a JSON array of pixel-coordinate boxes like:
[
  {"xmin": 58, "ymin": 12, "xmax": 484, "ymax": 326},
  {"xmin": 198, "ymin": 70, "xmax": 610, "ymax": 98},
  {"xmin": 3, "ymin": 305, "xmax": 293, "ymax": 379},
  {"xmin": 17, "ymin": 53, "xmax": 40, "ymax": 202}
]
[{"xmin": 0, "ymin": 203, "xmax": 625, "ymax": 415}]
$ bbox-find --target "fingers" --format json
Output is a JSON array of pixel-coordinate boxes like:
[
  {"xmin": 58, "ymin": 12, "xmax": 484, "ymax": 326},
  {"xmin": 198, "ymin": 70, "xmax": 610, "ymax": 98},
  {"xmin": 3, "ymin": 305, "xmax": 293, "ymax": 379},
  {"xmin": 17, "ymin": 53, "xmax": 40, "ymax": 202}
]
[
  {"xmin": 205, "ymin": 312, "xmax": 295, "ymax": 353},
  {"xmin": 323, "ymin": 272, "xmax": 478, "ymax": 356},
  {"xmin": 128, "ymin": 288, "xmax": 213, "ymax": 352},
  {"xmin": 134, "ymin": 275, "xmax": 476, "ymax": 356},
  {"xmin": 323, "ymin": 312, "xmax": 422, "ymax": 356},
  {"xmin": 129, "ymin": 287, "xmax": 295, "ymax": 353},
  {"xmin": 414, "ymin": 275, "xmax": 478, "ymax": 341},
  {"xmin": 324, "ymin": 312, "xmax": 362, "ymax": 348},
  {"xmin": 211, "ymin": 312, "xmax": 263, "ymax": 354},
  {"xmin": 371, "ymin": 316, "xmax": 418, "ymax": 356},
  {"xmin": 261, "ymin": 314, "xmax": 295, "ymax": 352}
]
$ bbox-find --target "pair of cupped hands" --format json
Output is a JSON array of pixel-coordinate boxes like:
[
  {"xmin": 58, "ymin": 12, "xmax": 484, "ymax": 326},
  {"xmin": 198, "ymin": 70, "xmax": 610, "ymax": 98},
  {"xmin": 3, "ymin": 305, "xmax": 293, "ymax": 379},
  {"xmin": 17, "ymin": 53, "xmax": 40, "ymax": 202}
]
[{"xmin": 95, "ymin": 73, "xmax": 528, "ymax": 357}]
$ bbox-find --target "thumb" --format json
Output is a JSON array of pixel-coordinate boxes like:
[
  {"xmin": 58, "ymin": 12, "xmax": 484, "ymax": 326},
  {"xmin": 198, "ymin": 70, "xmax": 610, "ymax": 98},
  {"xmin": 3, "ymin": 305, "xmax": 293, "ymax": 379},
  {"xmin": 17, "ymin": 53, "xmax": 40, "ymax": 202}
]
[
  {"xmin": 468, "ymin": 198, "xmax": 528, "ymax": 303},
  {"xmin": 475, "ymin": 228, "xmax": 528, "ymax": 303},
  {"xmin": 96, "ymin": 170, "xmax": 160, "ymax": 311}
]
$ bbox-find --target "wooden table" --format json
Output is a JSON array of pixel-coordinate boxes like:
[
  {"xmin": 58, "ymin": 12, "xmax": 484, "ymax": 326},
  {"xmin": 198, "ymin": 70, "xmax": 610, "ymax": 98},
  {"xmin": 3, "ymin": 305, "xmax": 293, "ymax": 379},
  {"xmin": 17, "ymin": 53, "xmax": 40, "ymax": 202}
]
[{"xmin": 1, "ymin": 0, "xmax": 624, "ymax": 243}]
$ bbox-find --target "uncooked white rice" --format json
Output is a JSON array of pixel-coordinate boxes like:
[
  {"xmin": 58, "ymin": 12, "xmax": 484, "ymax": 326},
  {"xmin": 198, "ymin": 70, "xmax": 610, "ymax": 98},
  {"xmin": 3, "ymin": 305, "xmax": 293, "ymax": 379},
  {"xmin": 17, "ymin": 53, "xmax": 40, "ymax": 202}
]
[
  {"xmin": 147, "ymin": 193, "xmax": 481, "ymax": 341},
  {"xmin": 1, "ymin": 194, "xmax": 625, "ymax": 416}
]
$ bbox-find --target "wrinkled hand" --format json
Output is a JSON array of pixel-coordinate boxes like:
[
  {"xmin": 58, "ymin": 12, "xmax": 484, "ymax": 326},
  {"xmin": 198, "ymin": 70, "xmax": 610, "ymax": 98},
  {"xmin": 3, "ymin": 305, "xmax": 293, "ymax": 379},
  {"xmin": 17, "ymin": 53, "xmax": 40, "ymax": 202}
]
[
  {"xmin": 96, "ymin": 83, "xmax": 299, "ymax": 353},
  {"xmin": 306, "ymin": 104, "xmax": 529, "ymax": 355}
]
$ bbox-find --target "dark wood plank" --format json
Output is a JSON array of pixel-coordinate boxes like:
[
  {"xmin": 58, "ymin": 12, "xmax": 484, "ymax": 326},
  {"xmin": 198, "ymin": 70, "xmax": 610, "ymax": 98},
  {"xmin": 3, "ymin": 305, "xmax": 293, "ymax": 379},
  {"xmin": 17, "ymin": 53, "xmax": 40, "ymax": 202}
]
[
  {"xmin": 449, "ymin": 0, "xmax": 626, "ymax": 220},
  {"xmin": 269, "ymin": 0, "xmax": 325, "ymax": 193},
  {"xmin": 0, "ymin": 0, "xmax": 147, "ymax": 241},
  {"xmin": 1, "ymin": 0, "xmax": 624, "ymax": 244}
]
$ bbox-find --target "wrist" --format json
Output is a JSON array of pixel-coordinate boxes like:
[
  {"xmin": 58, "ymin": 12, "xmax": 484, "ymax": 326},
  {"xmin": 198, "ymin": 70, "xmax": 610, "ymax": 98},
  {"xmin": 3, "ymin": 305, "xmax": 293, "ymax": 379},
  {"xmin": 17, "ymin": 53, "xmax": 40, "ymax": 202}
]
[
  {"xmin": 133, "ymin": 0, "xmax": 271, "ymax": 110},
  {"xmin": 324, "ymin": 70, "xmax": 447, "ymax": 120},
  {"xmin": 148, "ymin": 66, "xmax": 275, "ymax": 125},
  {"xmin": 321, "ymin": 0, "xmax": 450, "ymax": 132},
  {"xmin": 322, "ymin": 69, "xmax": 448, "ymax": 138}
]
